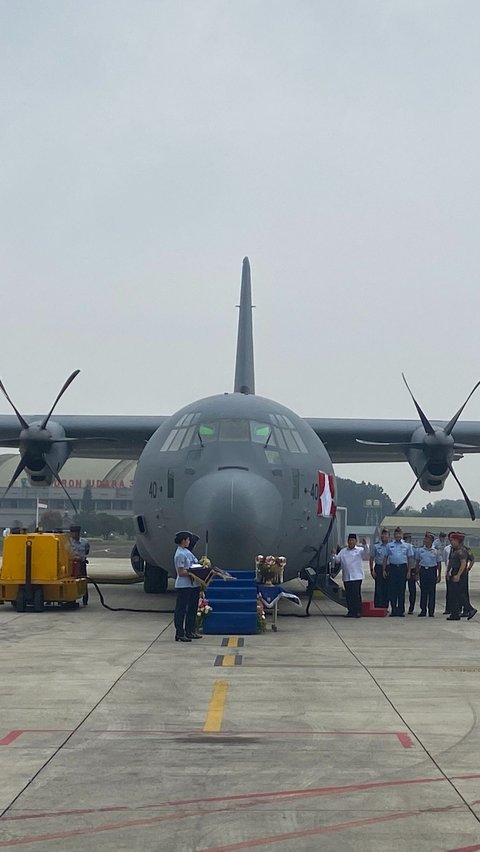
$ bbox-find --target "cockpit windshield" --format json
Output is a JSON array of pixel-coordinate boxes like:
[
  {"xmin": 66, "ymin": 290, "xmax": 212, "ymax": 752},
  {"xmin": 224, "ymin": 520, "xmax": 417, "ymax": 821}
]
[{"xmin": 160, "ymin": 416, "xmax": 308, "ymax": 453}]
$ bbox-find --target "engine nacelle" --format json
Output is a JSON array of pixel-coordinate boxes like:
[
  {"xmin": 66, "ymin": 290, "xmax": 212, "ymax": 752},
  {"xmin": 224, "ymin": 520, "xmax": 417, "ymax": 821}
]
[
  {"xmin": 19, "ymin": 420, "xmax": 70, "ymax": 486},
  {"xmin": 406, "ymin": 426, "xmax": 455, "ymax": 492}
]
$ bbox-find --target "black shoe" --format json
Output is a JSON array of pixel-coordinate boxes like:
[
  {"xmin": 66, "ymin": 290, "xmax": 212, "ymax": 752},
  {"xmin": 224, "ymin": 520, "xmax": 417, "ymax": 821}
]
[
  {"xmin": 186, "ymin": 633, "xmax": 203, "ymax": 639},
  {"xmin": 408, "ymin": 609, "xmax": 414, "ymax": 614},
  {"xmin": 418, "ymin": 612, "xmax": 426, "ymax": 617},
  {"xmin": 446, "ymin": 616, "xmax": 460, "ymax": 621},
  {"xmin": 442, "ymin": 611, "xmax": 450, "ymax": 615},
  {"xmin": 175, "ymin": 635, "xmax": 192, "ymax": 642},
  {"xmin": 398, "ymin": 614, "xmax": 405, "ymax": 617},
  {"xmin": 467, "ymin": 608, "xmax": 477, "ymax": 621},
  {"xmin": 429, "ymin": 614, "xmax": 435, "ymax": 617}
]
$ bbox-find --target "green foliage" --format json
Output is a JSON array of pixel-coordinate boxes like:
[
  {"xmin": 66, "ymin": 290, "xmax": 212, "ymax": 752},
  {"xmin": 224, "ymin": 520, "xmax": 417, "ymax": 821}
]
[
  {"xmin": 67, "ymin": 511, "xmax": 131, "ymax": 539},
  {"xmin": 336, "ymin": 478, "xmax": 395, "ymax": 525},
  {"xmin": 81, "ymin": 486, "xmax": 94, "ymax": 514},
  {"xmin": 419, "ymin": 499, "xmax": 480, "ymax": 518},
  {"xmin": 39, "ymin": 510, "xmax": 64, "ymax": 531}
]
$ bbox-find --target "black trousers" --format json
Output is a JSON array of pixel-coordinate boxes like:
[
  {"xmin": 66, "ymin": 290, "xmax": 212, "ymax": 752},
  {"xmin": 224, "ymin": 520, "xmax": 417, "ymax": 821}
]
[
  {"xmin": 449, "ymin": 573, "xmax": 469, "ymax": 619},
  {"xmin": 407, "ymin": 573, "xmax": 417, "ymax": 612},
  {"xmin": 419, "ymin": 567, "xmax": 437, "ymax": 615},
  {"xmin": 388, "ymin": 564, "xmax": 408, "ymax": 615},
  {"xmin": 186, "ymin": 587, "xmax": 201, "ymax": 635},
  {"xmin": 445, "ymin": 578, "xmax": 451, "ymax": 614},
  {"xmin": 373, "ymin": 567, "xmax": 388, "ymax": 608},
  {"xmin": 461, "ymin": 571, "xmax": 472, "ymax": 614},
  {"xmin": 174, "ymin": 587, "xmax": 193, "ymax": 637},
  {"xmin": 344, "ymin": 579, "xmax": 362, "ymax": 616}
]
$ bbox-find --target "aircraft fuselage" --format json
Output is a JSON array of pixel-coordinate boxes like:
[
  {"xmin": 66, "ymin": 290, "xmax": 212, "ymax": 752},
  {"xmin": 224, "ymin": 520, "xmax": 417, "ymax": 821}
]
[{"xmin": 133, "ymin": 392, "xmax": 337, "ymax": 579}]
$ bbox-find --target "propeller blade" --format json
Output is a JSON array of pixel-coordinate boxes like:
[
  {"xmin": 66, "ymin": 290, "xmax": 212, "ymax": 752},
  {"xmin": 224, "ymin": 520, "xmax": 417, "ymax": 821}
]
[
  {"xmin": 0, "ymin": 456, "xmax": 28, "ymax": 502},
  {"xmin": 44, "ymin": 458, "xmax": 78, "ymax": 514},
  {"xmin": 0, "ymin": 379, "xmax": 29, "ymax": 430},
  {"xmin": 444, "ymin": 380, "xmax": 480, "ymax": 436},
  {"xmin": 402, "ymin": 374, "xmax": 435, "ymax": 435},
  {"xmin": 40, "ymin": 370, "xmax": 81, "ymax": 430},
  {"xmin": 447, "ymin": 462, "xmax": 476, "ymax": 521},
  {"xmin": 394, "ymin": 461, "xmax": 430, "ymax": 514},
  {"xmin": 356, "ymin": 439, "xmax": 426, "ymax": 449}
]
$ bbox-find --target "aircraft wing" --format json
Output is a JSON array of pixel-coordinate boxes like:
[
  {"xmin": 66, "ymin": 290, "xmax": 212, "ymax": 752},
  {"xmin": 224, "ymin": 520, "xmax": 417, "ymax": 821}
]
[
  {"xmin": 304, "ymin": 418, "xmax": 480, "ymax": 463},
  {"xmin": 0, "ymin": 413, "xmax": 480, "ymax": 463},
  {"xmin": 0, "ymin": 415, "xmax": 167, "ymax": 459}
]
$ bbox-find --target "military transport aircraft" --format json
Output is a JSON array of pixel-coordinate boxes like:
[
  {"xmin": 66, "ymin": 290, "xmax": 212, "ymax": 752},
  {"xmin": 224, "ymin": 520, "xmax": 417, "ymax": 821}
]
[{"xmin": 1, "ymin": 258, "xmax": 480, "ymax": 603}]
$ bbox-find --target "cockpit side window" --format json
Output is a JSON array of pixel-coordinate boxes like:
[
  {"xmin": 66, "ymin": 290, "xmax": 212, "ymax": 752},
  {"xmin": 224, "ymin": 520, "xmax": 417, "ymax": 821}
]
[
  {"xmin": 198, "ymin": 423, "xmax": 218, "ymax": 442},
  {"xmin": 251, "ymin": 422, "xmax": 275, "ymax": 445}
]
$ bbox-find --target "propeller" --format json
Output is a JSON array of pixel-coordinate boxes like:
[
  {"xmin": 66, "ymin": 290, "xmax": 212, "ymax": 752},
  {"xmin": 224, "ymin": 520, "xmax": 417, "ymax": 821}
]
[
  {"xmin": 356, "ymin": 374, "xmax": 480, "ymax": 520},
  {"xmin": 0, "ymin": 370, "xmax": 114, "ymax": 510}
]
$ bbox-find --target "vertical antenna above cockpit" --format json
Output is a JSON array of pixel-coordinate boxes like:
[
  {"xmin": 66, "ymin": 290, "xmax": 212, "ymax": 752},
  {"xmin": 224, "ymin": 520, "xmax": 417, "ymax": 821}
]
[{"xmin": 234, "ymin": 257, "xmax": 255, "ymax": 395}]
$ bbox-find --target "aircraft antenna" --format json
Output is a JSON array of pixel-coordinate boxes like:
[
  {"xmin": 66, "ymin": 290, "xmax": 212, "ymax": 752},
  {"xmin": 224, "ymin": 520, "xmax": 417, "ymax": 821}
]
[{"xmin": 234, "ymin": 257, "xmax": 255, "ymax": 395}]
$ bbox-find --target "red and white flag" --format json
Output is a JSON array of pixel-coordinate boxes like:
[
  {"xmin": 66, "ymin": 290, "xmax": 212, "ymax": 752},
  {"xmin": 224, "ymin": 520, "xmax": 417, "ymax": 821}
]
[
  {"xmin": 317, "ymin": 472, "xmax": 336, "ymax": 517},
  {"xmin": 37, "ymin": 498, "xmax": 48, "ymax": 511}
]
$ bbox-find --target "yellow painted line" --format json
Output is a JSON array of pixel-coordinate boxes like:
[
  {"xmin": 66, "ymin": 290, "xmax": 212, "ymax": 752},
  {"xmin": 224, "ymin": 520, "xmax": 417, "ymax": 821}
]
[
  {"xmin": 227, "ymin": 637, "xmax": 239, "ymax": 648},
  {"xmin": 222, "ymin": 655, "xmax": 237, "ymax": 667},
  {"xmin": 203, "ymin": 680, "xmax": 229, "ymax": 733}
]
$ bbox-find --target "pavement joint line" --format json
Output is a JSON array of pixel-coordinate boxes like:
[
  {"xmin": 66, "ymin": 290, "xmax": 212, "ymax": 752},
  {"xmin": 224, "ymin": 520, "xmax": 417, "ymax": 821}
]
[
  {"xmin": 0, "ymin": 617, "xmax": 174, "ymax": 820},
  {"xmin": 314, "ymin": 598, "xmax": 480, "ymax": 829},
  {"xmin": 203, "ymin": 680, "xmax": 229, "ymax": 733}
]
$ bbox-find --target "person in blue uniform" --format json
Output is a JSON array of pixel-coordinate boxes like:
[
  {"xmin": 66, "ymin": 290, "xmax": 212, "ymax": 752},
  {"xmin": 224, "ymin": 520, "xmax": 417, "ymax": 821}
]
[
  {"xmin": 403, "ymin": 533, "xmax": 418, "ymax": 614},
  {"xmin": 370, "ymin": 528, "xmax": 390, "ymax": 608},
  {"xmin": 415, "ymin": 532, "xmax": 442, "ymax": 617},
  {"xmin": 173, "ymin": 530, "xmax": 202, "ymax": 642},
  {"xmin": 382, "ymin": 527, "xmax": 414, "ymax": 617}
]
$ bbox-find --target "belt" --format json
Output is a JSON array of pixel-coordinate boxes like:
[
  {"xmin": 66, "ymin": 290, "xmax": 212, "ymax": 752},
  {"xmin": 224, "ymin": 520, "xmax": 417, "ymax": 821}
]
[{"xmin": 389, "ymin": 563, "xmax": 407, "ymax": 567}]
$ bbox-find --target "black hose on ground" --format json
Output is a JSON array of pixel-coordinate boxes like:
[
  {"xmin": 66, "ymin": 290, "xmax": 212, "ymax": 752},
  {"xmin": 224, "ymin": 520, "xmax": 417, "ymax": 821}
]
[{"xmin": 86, "ymin": 577, "xmax": 175, "ymax": 614}]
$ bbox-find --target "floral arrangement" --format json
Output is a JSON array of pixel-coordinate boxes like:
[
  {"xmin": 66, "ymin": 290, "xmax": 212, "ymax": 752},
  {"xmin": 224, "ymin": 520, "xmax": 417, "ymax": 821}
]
[
  {"xmin": 255, "ymin": 554, "xmax": 287, "ymax": 585},
  {"xmin": 256, "ymin": 597, "xmax": 267, "ymax": 633},
  {"xmin": 196, "ymin": 592, "xmax": 212, "ymax": 631}
]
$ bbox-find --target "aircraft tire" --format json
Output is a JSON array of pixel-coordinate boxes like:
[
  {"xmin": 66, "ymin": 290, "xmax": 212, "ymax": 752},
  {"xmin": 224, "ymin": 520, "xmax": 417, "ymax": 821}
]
[{"xmin": 144, "ymin": 564, "xmax": 168, "ymax": 594}]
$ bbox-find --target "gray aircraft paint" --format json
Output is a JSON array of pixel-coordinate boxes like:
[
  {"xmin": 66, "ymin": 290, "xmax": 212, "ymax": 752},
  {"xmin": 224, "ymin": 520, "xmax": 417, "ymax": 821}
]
[{"xmin": 133, "ymin": 391, "xmax": 335, "ymax": 576}]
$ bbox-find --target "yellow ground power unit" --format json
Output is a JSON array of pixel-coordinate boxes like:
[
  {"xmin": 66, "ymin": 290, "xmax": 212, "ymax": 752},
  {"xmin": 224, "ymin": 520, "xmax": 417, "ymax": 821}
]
[{"xmin": 0, "ymin": 532, "xmax": 88, "ymax": 612}]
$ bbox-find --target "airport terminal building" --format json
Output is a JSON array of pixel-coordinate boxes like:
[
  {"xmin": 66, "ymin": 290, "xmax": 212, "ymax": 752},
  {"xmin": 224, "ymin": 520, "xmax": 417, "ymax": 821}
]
[{"xmin": 0, "ymin": 455, "xmax": 137, "ymax": 529}]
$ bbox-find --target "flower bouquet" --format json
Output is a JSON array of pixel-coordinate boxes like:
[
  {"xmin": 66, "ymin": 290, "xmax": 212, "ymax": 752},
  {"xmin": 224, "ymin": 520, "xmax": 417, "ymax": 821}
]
[
  {"xmin": 196, "ymin": 593, "xmax": 212, "ymax": 632},
  {"xmin": 255, "ymin": 555, "xmax": 287, "ymax": 585},
  {"xmin": 256, "ymin": 597, "xmax": 267, "ymax": 633}
]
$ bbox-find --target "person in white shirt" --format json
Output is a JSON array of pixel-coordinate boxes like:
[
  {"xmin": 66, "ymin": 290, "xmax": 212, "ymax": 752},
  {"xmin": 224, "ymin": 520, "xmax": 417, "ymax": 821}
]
[{"xmin": 335, "ymin": 534, "xmax": 369, "ymax": 618}]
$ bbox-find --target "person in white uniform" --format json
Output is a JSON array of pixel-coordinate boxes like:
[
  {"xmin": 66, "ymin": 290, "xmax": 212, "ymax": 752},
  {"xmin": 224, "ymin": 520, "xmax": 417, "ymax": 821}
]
[{"xmin": 335, "ymin": 534, "xmax": 369, "ymax": 618}]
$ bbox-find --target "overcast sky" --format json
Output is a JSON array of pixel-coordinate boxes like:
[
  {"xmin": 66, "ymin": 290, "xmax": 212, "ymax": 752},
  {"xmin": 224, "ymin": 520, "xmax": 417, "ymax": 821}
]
[{"xmin": 1, "ymin": 0, "xmax": 480, "ymax": 509}]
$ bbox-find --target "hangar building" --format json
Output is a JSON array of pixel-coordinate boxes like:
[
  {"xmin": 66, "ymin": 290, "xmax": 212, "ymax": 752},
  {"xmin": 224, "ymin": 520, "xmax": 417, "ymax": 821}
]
[{"xmin": 0, "ymin": 455, "xmax": 137, "ymax": 528}]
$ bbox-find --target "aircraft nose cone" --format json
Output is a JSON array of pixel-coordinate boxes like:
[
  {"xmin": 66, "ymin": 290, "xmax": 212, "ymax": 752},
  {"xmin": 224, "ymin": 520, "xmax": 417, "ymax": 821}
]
[{"xmin": 183, "ymin": 469, "xmax": 282, "ymax": 569}]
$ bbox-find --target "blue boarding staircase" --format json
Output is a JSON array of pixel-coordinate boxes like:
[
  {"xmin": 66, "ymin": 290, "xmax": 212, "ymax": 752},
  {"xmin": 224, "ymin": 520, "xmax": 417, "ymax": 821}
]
[{"xmin": 202, "ymin": 570, "xmax": 257, "ymax": 635}]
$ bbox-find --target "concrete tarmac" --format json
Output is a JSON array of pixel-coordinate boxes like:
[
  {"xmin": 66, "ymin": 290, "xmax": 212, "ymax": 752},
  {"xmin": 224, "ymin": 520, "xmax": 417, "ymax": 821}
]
[{"xmin": 0, "ymin": 561, "xmax": 480, "ymax": 850}]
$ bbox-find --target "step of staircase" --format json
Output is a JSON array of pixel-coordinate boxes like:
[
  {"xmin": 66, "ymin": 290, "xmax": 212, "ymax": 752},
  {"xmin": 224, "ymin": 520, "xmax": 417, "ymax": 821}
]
[
  {"xmin": 203, "ymin": 611, "xmax": 257, "ymax": 635},
  {"xmin": 206, "ymin": 585, "xmax": 257, "ymax": 600},
  {"xmin": 207, "ymin": 598, "xmax": 256, "ymax": 613},
  {"xmin": 361, "ymin": 600, "xmax": 388, "ymax": 618},
  {"xmin": 202, "ymin": 569, "xmax": 258, "ymax": 634}
]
